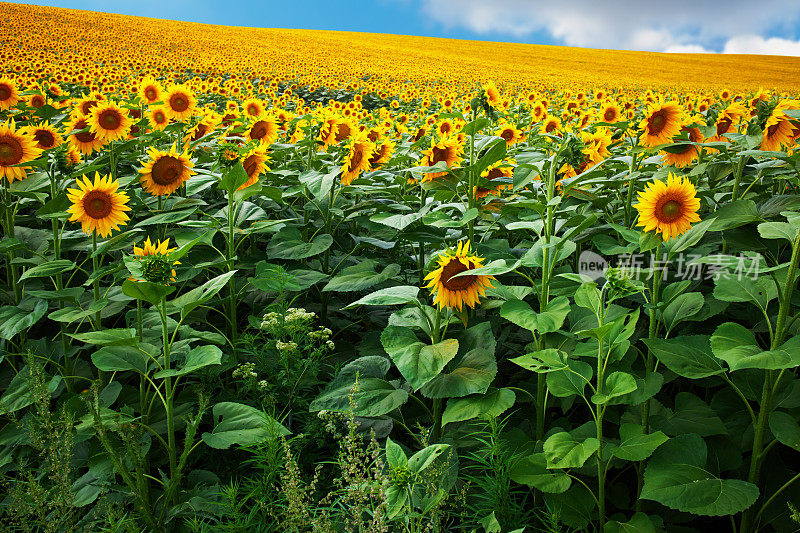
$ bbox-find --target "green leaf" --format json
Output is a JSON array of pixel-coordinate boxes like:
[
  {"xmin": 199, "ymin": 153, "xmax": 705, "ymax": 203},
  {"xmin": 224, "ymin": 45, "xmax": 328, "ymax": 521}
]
[
  {"xmin": 343, "ymin": 285, "xmax": 420, "ymax": 309},
  {"xmin": 121, "ymin": 279, "xmax": 176, "ymax": 305},
  {"xmin": 473, "ymin": 138, "xmax": 507, "ymax": 177},
  {"xmin": 441, "ymin": 388, "xmax": 515, "ymax": 426},
  {"xmin": 643, "ymin": 335, "xmax": 725, "ymax": 378},
  {"xmin": 218, "ymin": 162, "xmax": 249, "ymax": 195},
  {"xmin": 408, "ymin": 444, "xmax": 450, "ymax": 474},
  {"xmin": 202, "ymin": 402, "xmax": 290, "ymax": 449},
  {"xmin": 653, "ymin": 393, "xmax": 727, "ymax": 437},
  {"xmin": 0, "ymin": 299, "xmax": 47, "ymax": 340},
  {"xmin": 385, "ymin": 436, "xmax": 407, "ymax": 469},
  {"xmin": 310, "ymin": 374, "xmax": 408, "ymax": 417},
  {"xmin": 381, "ymin": 326, "xmax": 459, "ymax": 391},
  {"xmin": 603, "ymin": 513, "xmax": 656, "ymax": 533},
  {"xmin": 323, "ymin": 261, "xmax": 401, "ymax": 292},
  {"xmin": 510, "ymin": 453, "xmax": 571, "ymax": 493},
  {"xmin": 714, "ymin": 275, "xmax": 775, "ymax": 311},
  {"xmin": 573, "ymin": 283, "xmax": 602, "ymax": 314},
  {"xmin": 510, "ymin": 348, "xmax": 569, "ymax": 373},
  {"xmin": 543, "ymin": 432, "xmax": 599, "ymax": 469},
  {"xmin": 91, "ymin": 345, "xmax": 152, "ymax": 374},
  {"xmin": 666, "ymin": 218, "xmax": 715, "ymax": 257},
  {"xmin": 769, "ymin": 411, "xmax": 800, "ymax": 452},
  {"xmin": 661, "ymin": 292, "xmax": 703, "ymax": 333},
  {"xmin": 547, "ymin": 358, "xmax": 593, "ymax": 398},
  {"xmin": 708, "ymin": 199, "xmax": 760, "ymax": 231},
  {"xmin": 0, "ymin": 366, "xmax": 61, "ymax": 416},
  {"xmin": 591, "ymin": 372, "xmax": 637, "ymax": 404},
  {"xmin": 19, "ymin": 260, "xmax": 75, "ymax": 281},
  {"xmin": 154, "ymin": 345, "xmax": 223, "ymax": 378},
  {"xmin": 168, "ymin": 271, "xmax": 236, "ymax": 317},
  {"xmin": 609, "ymin": 424, "xmax": 668, "ymax": 461},
  {"xmin": 69, "ymin": 329, "xmax": 138, "ymax": 346},
  {"xmin": 420, "ymin": 322, "xmax": 497, "ymax": 399},
  {"xmin": 758, "ymin": 221, "xmax": 797, "ymax": 242},
  {"xmin": 711, "ymin": 322, "xmax": 794, "ymax": 371},
  {"xmin": 500, "ymin": 296, "xmax": 570, "ymax": 334},
  {"xmin": 266, "ymin": 227, "xmax": 333, "ymax": 260}
]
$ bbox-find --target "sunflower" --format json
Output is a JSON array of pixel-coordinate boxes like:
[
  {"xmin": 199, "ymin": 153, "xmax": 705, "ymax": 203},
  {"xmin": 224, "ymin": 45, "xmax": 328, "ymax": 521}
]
[
  {"xmin": 89, "ymin": 101, "xmax": 131, "ymax": 141},
  {"xmin": 66, "ymin": 115, "xmax": 106, "ymax": 155},
  {"xmin": 147, "ymin": 105, "xmax": 170, "ymax": 130},
  {"xmin": 133, "ymin": 237, "xmax": 179, "ymax": 283},
  {"xmin": 707, "ymin": 102, "xmax": 748, "ymax": 143},
  {"xmin": 138, "ymin": 76, "xmax": 162, "ymax": 105},
  {"xmin": 483, "ymin": 81, "xmax": 501, "ymax": 107},
  {"xmin": 639, "ymin": 101, "xmax": 683, "ymax": 147},
  {"xmin": 247, "ymin": 116, "xmax": 279, "ymax": 146},
  {"xmin": 239, "ymin": 148, "xmax": 270, "ymax": 190},
  {"xmin": 634, "ymin": 174, "xmax": 701, "ymax": 241},
  {"xmin": 164, "ymin": 84, "xmax": 197, "ymax": 121},
  {"xmin": 67, "ymin": 172, "xmax": 131, "ymax": 237},
  {"xmin": 27, "ymin": 93, "xmax": 46, "ymax": 109},
  {"xmin": 20, "ymin": 122, "xmax": 62, "ymax": 151},
  {"xmin": 540, "ymin": 115, "xmax": 562, "ymax": 137},
  {"xmin": 65, "ymin": 145, "xmax": 82, "ymax": 167},
  {"xmin": 761, "ymin": 102, "xmax": 797, "ymax": 151},
  {"xmin": 420, "ymin": 134, "xmax": 464, "ymax": 181},
  {"xmin": 424, "ymin": 240, "xmax": 495, "ymax": 311},
  {"xmin": 340, "ymin": 132, "xmax": 375, "ymax": 186},
  {"xmin": 368, "ymin": 139, "xmax": 395, "ymax": 168},
  {"xmin": 476, "ymin": 160, "xmax": 513, "ymax": 199},
  {"xmin": 242, "ymin": 98, "xmax": 265, "ymax": 118},
  {"xmin": 139, "ymin": 145, "xmax": 196, "ymax": 196},
  {"xmin": 0, "ymin": 78, "xmax": 21, "ymax": 110},
  {"xmin": 0, "ymin": 121, "xmax": 42, "ymax": 183},
  {"xmin": 600, "ymin": 102, "xmax": 621, "ymax": 123},
  {"xmin": 496, "ymin": 121, "xmax": 523, "ymax": 146},
  {"xmin": 661, "ymin": 121, "xmax": 704, "ymax": 167}
]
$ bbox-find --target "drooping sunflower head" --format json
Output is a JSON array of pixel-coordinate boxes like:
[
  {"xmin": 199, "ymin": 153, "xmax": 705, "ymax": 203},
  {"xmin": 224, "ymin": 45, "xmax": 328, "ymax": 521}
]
[
  {"xmin": 661, "ymin": 120, "xmax": 704, "ymax": 167},
  {"xmin": 139, "ymin": 144, "xmax": 196, "ymax": 196},
  {"xmin": 247, "ymin": 116, "xmax": 279, "ymax": 146},
  {"xmin": 368, "ymin": 139, "xmax": 395, "ymax": 168},
  {"xmin": 89, "ymin": 101, "xmax": 132, "ymax": 141},
  {"xmin": 239, "ymin": 147, "xmax": 270, "ymax": 190},
  {"xmin": 420, "ymin": 134, "xmax": 464, "ymax": 181},
  {"xmin": 340, "ymin": 132, "xmax": 375, "ymax": 186},
  {"xmin": 0, "ymin": 120, "xmax": 42, "ymax": 183},
  {"xmin": 639, "ymin": 101, "xmax": 683, "ymax": 147},
  {"xmin": 483, "ymin": 81, "xmax": 501, "ymax": 106},
  {"xmin": 634, "ymin": 173, "xmax": 701, "ymax": 241},
  {"xmin": 21, "ymin": 122, "xmax": 63, "ymax": 151},
  {"xmin": 66, "ymin": 172, "xmax": 131, "ymax": 237},
  {"xmin": 164, "ymin": 84, "xmax": 197, "ymax": 121},
  {"xmin": 0, "ymin": 78, "xmax": 20, "ymax": 110},
  {"xmin": 424, "ymin": 240, "xmax": 495, "ymax": 311}
]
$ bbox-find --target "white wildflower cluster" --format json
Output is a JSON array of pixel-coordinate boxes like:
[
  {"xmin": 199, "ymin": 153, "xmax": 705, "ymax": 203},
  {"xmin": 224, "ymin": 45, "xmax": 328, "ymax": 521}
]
[
  {"xmin": 276, "ymin": 340, "xmax": 298, "ymax": 353},
  {"xmin": 260, "ymin": 307, "xmax": 316, "ymax": 330},
  {"xmin": 232, "ymin": 362, "xmax": 257, "ymax": 379},
  {"xmin": 257, "ymin": 379, "xmax": 269, "ymax": 391}
]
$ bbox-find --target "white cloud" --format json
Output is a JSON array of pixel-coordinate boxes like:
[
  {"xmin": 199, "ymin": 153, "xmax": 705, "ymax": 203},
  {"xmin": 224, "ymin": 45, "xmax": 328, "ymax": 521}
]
[
  {"xmin": 723, "ymin": 34, "xmax": 800, "ymax": 55},
  {"xmin": 418, "ymin": 0, "xmax": 800, "ymax": 55}
]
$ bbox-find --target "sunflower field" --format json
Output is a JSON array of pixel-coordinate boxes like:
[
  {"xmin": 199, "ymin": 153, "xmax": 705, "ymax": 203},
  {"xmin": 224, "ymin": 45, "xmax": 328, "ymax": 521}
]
[{"xmin": 3, "ymin": 3, "xmax": 800, "ymax": 533}]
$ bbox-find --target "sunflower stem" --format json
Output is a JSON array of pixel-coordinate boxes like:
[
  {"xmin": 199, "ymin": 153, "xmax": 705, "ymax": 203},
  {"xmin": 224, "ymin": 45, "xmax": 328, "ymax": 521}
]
[
  {"xmin": 226, "ymin": 190, "xmax": 238, "ymax": 355},
  {"xmin": 624, "ymin": 136, "xmax": 639, "ymax": 227},
  {"xmin": 3, "ymin": 181, "xmax": 21, "ymax": 305}
]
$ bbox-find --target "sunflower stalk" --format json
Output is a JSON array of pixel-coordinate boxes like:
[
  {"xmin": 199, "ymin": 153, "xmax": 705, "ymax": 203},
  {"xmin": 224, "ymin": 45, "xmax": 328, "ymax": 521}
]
[
  {"xmin": 226, "ymin": 190, "xmax": 238, "ymax": 354},
  {"xmin": 2, "ymin": 181, "xmax": 21, "ymax": 305}
]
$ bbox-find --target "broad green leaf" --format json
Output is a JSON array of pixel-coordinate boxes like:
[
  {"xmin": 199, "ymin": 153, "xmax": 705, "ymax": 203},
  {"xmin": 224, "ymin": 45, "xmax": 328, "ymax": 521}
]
[
  {"xmin": 543, "ymin": 432, "xmax": 599, "ymax": 469},
  {"xmin": 547, "ymin": 358, "xmax": 593, "ymax": 398},
  {"xmin": 500, "ymin": 296, "xmax": 570, "ymax": 334},
  {"xmin": 441, "ymin": 388, "xmax": 515, "ymax": 426},
  {"xmin": 603, "ymin": 513, "xmax": 656, "ymax": 533},
  {"xmin": 758, "ymin": 221, "xmax": 797, "ymax": 242},
  {"xmin": 0, "ymin": 366, "xmax": 61, "ymax": 416},
  {"xmin": 70, "ymin": 328, "xmax": 138, "ymax": 346},
  {"xmin": 323, "ymin": 261, "xmax": 401, "ymax": 292},
  {"xmin": 510, "ymin": 453, "xmax": 571, "ymax": 493},
  {"xmin": 167, "ymin": 271, "xmax": 236, "ymax": 317},
  {"xmin": 48, "ymin": 299, "xmax": 107, "ymax": 323},
  {"xmin": 218, "ymin": 162, "xmax": 249, "ymax": 194},
  {"xmin": 609, "ymin": 423, "xmax": 668, "ymax": 461},
  {"xmin": 380, "ymin": 326, "xmax": 459, "ymax": 390},
  {"xmin": 708, "ymin": 199, "xmax": 759, "ymax": 231},
  {"xmin": 408, "ymin": 443, "xmax": 450, "ymax": 474},
  {"xmin": 661, "ymin": 292, "xmax": 703, "ymax": 333},
  {"xmin": 154, "ymin": 345, "xmax": 223, "ymax": 378},
  {"xmin": 652, "ymin": 392, "xmax": 727, "ymax": 437},
  {"xmin": 711, "ymin": 322, "xmax": 793, "ymax": 371},
  {"xmin": 666, "ymin": 218, "xmax": 715, "ymax": 257},
  {"xmin": 713, "ymin": 275, "xmax": 775, "ymax": 311},
  {"xmin": 643, "ymin": 335, "xmax": 724, "ymax": 379},
  {"xmin": 19, "ymin": 260, "xmax": 75, "ymax": 281},
  {"xmin": 510, "ymin": 348, "xmax": 568, "ymax": 373},
  {"xmin": 0, "ymin": 299, "xmax": 47, "ymax": 340},
  {"xmin": 266, "ymin": 227, "xmax": 333, "ymax": 260},
  {"xmin": 202, "ymin": 402, "xmax": 289, "ymax": 449},
  {"xmin": 91, "ymin": 345, "xmax": 152, "ymax": 374},
  {"xmin": 591, "ymin": 372, "xmax": 637, "ymax": 404},
  {"xmin": 343, "ymin": 285, "xmax": 420, "ymax": 309},
  {"xmin": 385, "ymin": 436, "xmax": 407, "ymax": 469},
  {"xmin": 769, "ymin": 411, "xmax": 800, "ymax": 452},
  {"xmin": 310, "ymin": 377, "xmax": 408, "ymax": 417},
  {"xmin": 121, "ymin": 279, "xmax": 176, "ymax": 305}
]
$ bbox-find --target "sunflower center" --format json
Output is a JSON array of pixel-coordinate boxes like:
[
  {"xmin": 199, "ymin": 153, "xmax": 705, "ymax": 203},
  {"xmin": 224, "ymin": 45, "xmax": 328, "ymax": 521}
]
[
  {"xmin": 247, "ymin": 104, "xmax": 259, "ymax": 115},
  {"xmin": 604, "ymin": 109, "xmax": 616, "ymax": 121},
  {"xmin": 349, "ymin": 146, "xmax": 365, "ymax": 170},
  {"xmin": 486, "ymin": 168, "xmax": 503, "ymax": 181},
  {"xmin": 169, "ymin": 93, "xmax": 189, "ymax": 112},
  {"xmin": 431, "ymin": 146, "xmax": 450, "ymax": 165},
  {"xmin": 34, "ymin": 130, "xmax": 55, "ymax": 148},
  {"xmin": 144, "ymin": 87, "xmax": 157, "ymax": 101},
  {"xmin": 767, "ymin": 123, "xmax": 780, "ymax": 137},
  {"xmin": 99, "ymin": 109, "xmax": 122, "ymax": 130},
  {"xmin": 81, "ymin": 100, "xmax": 97, "ymax": 115},
  {"xmin": 154, "ymin": 110, "xmax": 166, "ymax": 124},
  {"xmin": 192, "ymin": 123, "xmax": 208, "ymax": 141},
  {"xmin": 500, "ymin": 129, "xmax": 514, "ymax": 141},
  {"xmin": 0, "ymin": 84, "xmax": 10, "ymax": 101},
  {"xmin": 440, "ymin": 258, "xmax": 476, "ymax": 291},
  {"xmin": 0, "ymin": 135, "xmax": 23, "ymax": 164},
  {"xmin": 250, "ymin": 121, "xmax": 267, "ymax": 140},
  {"xmin": 335, "ymin": 123, "xmax": 351, "ymax": 142},
  {"xmin": 717, "ymin": 118, "xmax": 732, "ymax": 136},
  {"xmin": 545, "ymin": 121, "xmax": 557, "ymax": 133},
  {"xmin": 83, "ymin": 190, "xmax": 113, "ymax": 219},
  {"xmin": 658, "ymin": 199, "xmax": 683, "ymax": 222},
  {"xmin": 30, "ymin": 95, "xmax": 45, "ymax": 108},
  {"xmin": 648, "ymin": 111, "xmax": 667, "ymax": 134},
  {"xmin": 151, "ymin": 156, "xmax": 183, "ymax": 185}
]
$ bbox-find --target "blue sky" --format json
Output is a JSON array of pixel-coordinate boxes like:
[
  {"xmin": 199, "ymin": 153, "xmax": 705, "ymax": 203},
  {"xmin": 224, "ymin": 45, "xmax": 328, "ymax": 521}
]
[{"xmin": 18, "ymin": 0, "xmax": 800, "ymax": 55}]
